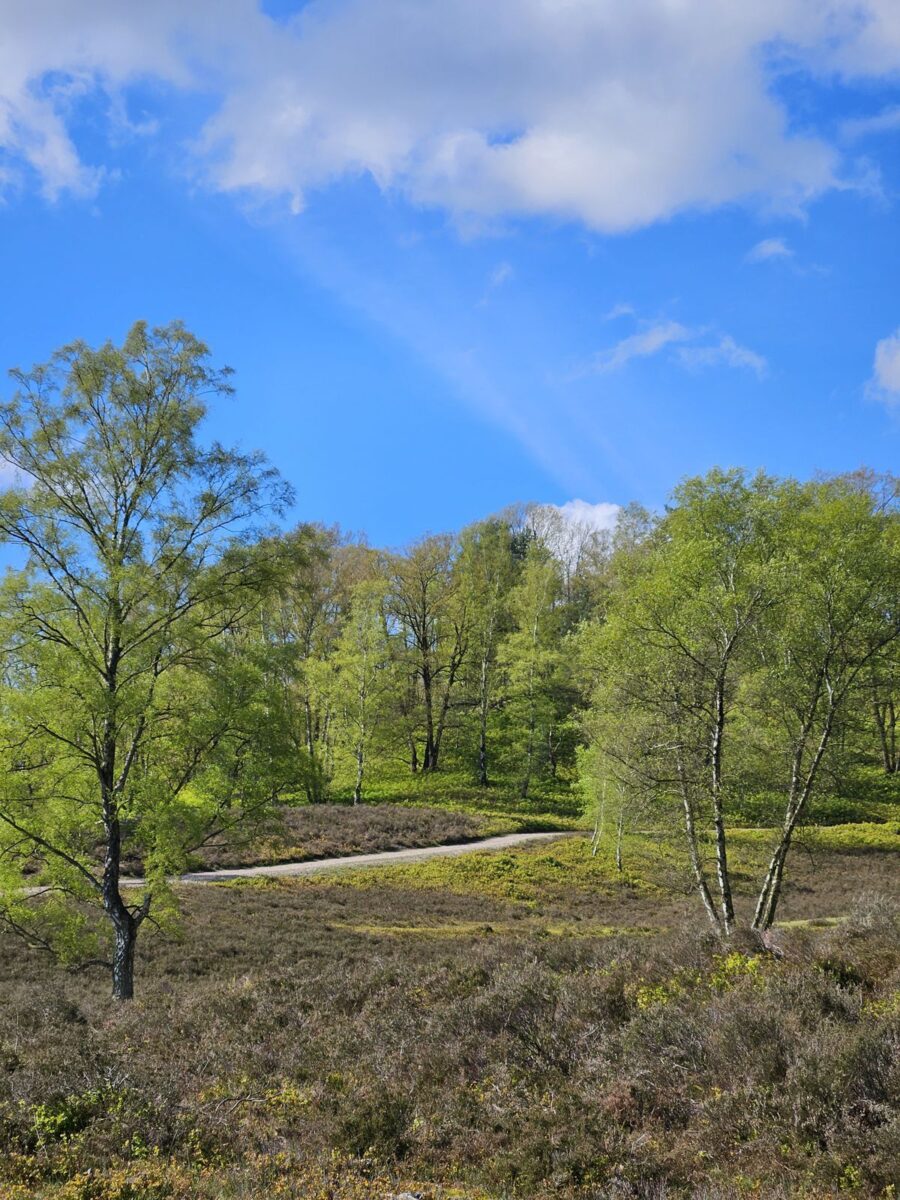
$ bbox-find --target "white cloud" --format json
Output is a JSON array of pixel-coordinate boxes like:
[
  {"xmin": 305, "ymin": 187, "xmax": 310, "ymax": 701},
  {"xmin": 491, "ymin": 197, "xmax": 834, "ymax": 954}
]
[
  {"xmin": 192, "ymin": 2, "xmax": 843, "ymax": 230},
  {"xmin": 603, "ymin": 302, "xmax": 636, "ymax": 322},
  {"xmin": 0, "ymin": 1, "xmax": 210, "ymax": 197},
  {"xmin": 870, "ymin": 328, "xmax": 900, "ymax": 405},
  {"xmin": 841, "ymin": 106, "xmax": 900, "ymax": 141},
  {"xmin": 581, "ymin": 317, "xmax": 766, "ymax": 379},
  {"xmin": 588, "ymin": 321, "xmax": 693, "ymax": 373},
  {"xmin": 477, "ymin": 260, "xmax": 514, "ymax": 306},
  {"xmin": 488, "ymin": 261, "xmax": 513, "ymax": 289},
  {"xmin": 821, "ymin": 0, "xmax": 900, "ymax": 76},
  {"xmin": 555, "ymin": 499, "xmax": 621, "ymax": 533},
  {"xmin": 677, "ymin": 335, "xmax": 768, "ymax": 378},
  {"xmin": 528, "ymin": 499, "xmax": 621, "ymax": 573},
  {"xmin": 746, "ymin": 237, "xmax": 793, "ymax": 263},
  {"xmin": 2, "ymin": 2, "xmax": 900, "ymax": 228}
]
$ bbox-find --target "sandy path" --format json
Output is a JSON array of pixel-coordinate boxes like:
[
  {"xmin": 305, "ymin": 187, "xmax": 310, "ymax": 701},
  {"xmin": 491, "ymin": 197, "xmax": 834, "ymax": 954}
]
[{"xmin": 121, "ymin": 830, "xmax": 576, "ymax": 888}]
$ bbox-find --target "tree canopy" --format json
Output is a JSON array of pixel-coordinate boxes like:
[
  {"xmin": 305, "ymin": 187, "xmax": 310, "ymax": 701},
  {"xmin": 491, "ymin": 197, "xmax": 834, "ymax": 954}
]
[{"xmin": 0, "ymin": 322, "xmax": 299, "ymax": 999}]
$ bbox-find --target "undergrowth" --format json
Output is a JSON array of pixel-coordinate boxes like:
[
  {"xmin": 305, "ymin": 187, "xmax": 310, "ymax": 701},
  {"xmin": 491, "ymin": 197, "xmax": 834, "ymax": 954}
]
[{"xmin": 0, "ymin": 879, "xmax": 897, "ymax": 1199}]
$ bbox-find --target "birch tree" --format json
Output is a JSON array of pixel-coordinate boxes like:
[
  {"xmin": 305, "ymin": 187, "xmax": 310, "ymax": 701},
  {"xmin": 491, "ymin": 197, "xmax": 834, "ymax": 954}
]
[
  {"xmin": 501, "ymin": 546, "xmax": 563, "ymax": 800},
  {"xmin": 457, "ymin": 519, "xmax": 518, "ymax": 785},
  {"xmin": 263, "ymin": 526, "xmax": 350, "ymax": 803},
  {"xmin": 582, "ymin": 469, "xmax": 900, "ymax": 935},
  {"xmin": 330, "ymin": 576, "xmax": 394, "ymax": 803},
  {"xmin": 0, "ymin": 322, "xmax": 294, "ymax": 999},
  {"xmin": 582, "ymin": 470, "xmax": 779, "ymax": 934},
  {"xmin": 749, "ymin": 478, "xmax": 900, "ymax": 930}
]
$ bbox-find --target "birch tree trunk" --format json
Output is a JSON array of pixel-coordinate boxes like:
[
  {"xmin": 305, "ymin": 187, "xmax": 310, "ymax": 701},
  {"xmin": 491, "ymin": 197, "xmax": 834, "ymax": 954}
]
[
  {"xmin": 710, "ymin": 669, "xmax": 735, "ymax": 934},
  {"xmin": 477, "ymin": 651, "xmax": 491, "ymax": 787},
  {"xmin": 753, "ymin": 695, "xmax": 836, "ymax": 931},
  {"xmin": 873, "ymin": 694, "xmax": 898, "ymax": 773},
  {"xmin": 676, "ymin": 745, "xmax": 721, "ymax": 931}
]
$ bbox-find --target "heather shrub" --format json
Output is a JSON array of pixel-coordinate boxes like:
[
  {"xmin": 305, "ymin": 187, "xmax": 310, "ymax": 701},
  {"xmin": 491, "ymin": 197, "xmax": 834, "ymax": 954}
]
[{"xmin": 0, "ymin": 855, "xmax": 897, "ymax": 1197}]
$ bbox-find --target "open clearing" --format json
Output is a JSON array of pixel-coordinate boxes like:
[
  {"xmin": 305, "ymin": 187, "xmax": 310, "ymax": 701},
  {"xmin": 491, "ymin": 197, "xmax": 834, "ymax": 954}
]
[
  {"xmin": 2, "ymin": 816, "xmax": 897, "ymax": 1200},
  {"xmin": 157, "ymin": 829, "xmax": 575, "ymax": 884}
]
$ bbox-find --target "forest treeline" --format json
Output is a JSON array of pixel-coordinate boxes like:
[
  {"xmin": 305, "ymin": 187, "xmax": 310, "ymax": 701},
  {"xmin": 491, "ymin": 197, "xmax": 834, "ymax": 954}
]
[
  {"xmin": 0, "ymin": 323, "xmax": 897, "ymax": 998},
  {"xmin": 279, "ymin": 475, "xmax": 900, "ymax": 827},
  {"xmin": 262, "ymin": 468, "xmax": 900, "ymax": 939},
  {"xmin": 264, "ymin": 499, "xmax": 637, "ymax": 802}
]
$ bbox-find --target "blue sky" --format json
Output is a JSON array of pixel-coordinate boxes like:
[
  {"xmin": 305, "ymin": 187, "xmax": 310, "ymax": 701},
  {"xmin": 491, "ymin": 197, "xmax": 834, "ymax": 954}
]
[{"xmin": 1, "ymin": 1, "xmax": 899, "ymax": 544}]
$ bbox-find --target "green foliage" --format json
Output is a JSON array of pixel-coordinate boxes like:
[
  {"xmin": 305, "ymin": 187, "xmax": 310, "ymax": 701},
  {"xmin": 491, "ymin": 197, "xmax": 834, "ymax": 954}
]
[
  {"xmin": 0, "ymin": 322, "xmax": 895, "ymax": 1010},
  {"xmin": 329, "ymin": 757, "xmax": 584, "ymax": 817},
  {"xmin": 327, "ymin": 576, "xmax": 397, "ymax": 802},
  {"xmin": 0, "ymin": 322, "xmax": 299, "ymax": 997},
  {"xmin": 731, "ymin": 821, "xmax": 900, "ymax": 853},
  {"xmin": 27, "ymin": 1090, "xmax": 109, "ymax": 1148},
  {"xmin": 263, "ymin": 504, "xmax": 608, "ymax": 812},
  {"xmin": 727, "ymin": 772, "xmax": 899, "ymax": 828},
  {"xmin": 309, "ymin": 834, "xmax": 646, "ymax": 902},
  {"xmin": 580, "ymin": 467, "xmax": 900, "ymax": 932},
  {"xmin": 629, "ymin": 953, "xmax": 766, "ymax": 1011}
]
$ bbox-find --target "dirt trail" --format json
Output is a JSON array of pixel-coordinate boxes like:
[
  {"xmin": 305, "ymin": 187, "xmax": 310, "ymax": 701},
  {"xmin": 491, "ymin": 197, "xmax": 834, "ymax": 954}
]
[{"xmin": 122, "ymin": 830, "xmax": 578, "ymax": 888}]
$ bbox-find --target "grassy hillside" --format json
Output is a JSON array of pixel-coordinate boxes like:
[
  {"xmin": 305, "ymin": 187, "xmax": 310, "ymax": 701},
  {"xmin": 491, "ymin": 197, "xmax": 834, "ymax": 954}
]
[
  {"xmin": 186, "ymin": 803, "xmax": 494, "ymax": 871},
  {"xmin": 176, "ymin": 769, "xmax": 586, "ymax": 874}
]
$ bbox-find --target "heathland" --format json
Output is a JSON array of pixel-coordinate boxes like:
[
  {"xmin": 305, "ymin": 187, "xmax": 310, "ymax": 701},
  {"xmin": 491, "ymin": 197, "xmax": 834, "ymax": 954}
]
[
  {"xmin": 0, "ymin": 324, "xmax": 897, "ymax": 1198},
  {"xmin": 1, "ymin": 772, "xmax": 897, "ymax": 1199}
]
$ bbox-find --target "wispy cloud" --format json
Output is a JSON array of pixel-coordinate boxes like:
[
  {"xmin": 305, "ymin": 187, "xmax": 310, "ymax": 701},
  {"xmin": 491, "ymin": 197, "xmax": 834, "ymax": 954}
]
[
  {"xmin": 841, "ymin": 106, "xmax": 900, "ymax": 141},
  {"xmin": 869, "ymin": 328, "xmax": 900, "ymax": 407},
  {"xmin": 678, "ymin": 335, "xmax": 767, "ymax": 378},
  {"xmin": 577, "ymin": 316, "xmax": 766, "ymax": 380},
  {"xmin": 603, "ymin": 302, "xmax": 636, "ymax": 322},
  {"xmin": 477, "ymin": 260, "xmax": 515, "ymax": 307},
  {"xmin": 587, "ymin": 321, "xmax": 692, "ymax": 374},
  {"xmin": 746, "ymin": 237, "xmax": 793, "ymax": 264}
]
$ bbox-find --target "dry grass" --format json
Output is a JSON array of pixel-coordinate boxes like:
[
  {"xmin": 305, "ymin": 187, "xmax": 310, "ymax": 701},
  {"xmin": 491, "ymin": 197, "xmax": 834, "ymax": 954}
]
[
  {"xmin": 0, "ymin": 834, "xmax": 898, "ymax": 1199},
  {"xmin": 180, "ymin": 803, "xmax": 496, "ymax": 871}
]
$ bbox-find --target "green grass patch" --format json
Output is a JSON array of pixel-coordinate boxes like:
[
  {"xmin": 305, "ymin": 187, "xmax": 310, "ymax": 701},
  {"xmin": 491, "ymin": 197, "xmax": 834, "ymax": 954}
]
[
  {"xmin": 332, "ymin": 919, "xmax": 657, "ymax": 939},
  {"xmin": 307, "ymin": 833, "xmax": 654, "ymax": 903},
  {"xmin": 730, "ymin": 821, "xmax": 900, "ymax": 853},
  {"xmin": 728, "ymin": 766, "xmax": 900, "ymax": 828},
  {"xmin": 329, "ymin": 765, "xmax": 587, "ymax": 829}
]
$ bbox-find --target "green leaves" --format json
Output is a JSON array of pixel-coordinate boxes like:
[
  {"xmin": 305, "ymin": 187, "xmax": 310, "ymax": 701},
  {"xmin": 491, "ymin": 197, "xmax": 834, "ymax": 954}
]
[
  {"xmin": 581, "ymin": 468, "xmax": 900, "ymax": 930},
  {"xmin": 0, "ymin": 322, "xmax": 296, "ymax": 995}
]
